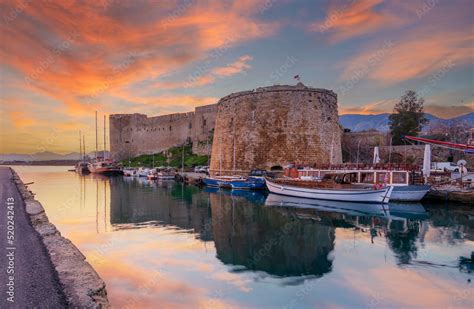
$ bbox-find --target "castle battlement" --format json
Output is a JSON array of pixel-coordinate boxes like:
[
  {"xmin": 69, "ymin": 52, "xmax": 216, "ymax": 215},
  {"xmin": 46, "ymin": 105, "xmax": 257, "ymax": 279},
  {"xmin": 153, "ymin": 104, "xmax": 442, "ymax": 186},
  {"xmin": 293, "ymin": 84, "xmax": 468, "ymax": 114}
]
[{"xmin": 219, "ymin": 83, "xmax": 337, "ymax": 104}]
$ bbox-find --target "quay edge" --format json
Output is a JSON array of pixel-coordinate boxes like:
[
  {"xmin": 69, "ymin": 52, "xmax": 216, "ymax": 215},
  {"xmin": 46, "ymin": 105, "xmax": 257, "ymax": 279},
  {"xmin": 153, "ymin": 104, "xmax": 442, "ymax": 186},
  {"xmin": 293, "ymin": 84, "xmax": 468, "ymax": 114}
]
[{"xmin": 10, "ymin": 168, "xmax": 110, "ymax": 308}]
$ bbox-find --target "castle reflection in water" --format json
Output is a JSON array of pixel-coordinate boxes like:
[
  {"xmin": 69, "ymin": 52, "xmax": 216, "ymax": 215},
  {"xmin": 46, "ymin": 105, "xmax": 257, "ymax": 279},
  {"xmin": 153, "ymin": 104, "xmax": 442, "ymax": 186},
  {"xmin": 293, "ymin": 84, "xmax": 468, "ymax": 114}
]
[{"xmin": 105, "ymin": 176, "xmax": 473, "ymax": 279}]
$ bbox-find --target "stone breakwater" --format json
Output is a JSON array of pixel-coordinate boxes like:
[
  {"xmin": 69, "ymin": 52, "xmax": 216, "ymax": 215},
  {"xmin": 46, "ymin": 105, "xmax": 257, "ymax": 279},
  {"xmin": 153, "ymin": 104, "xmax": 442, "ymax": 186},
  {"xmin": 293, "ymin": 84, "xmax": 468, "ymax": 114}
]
[
  {"xmin": 11, "ymin": 168, "xmax": 110, "ymax": 308},
  {"xmin": 210, "ymin": 84, "xmax": 342, "ymax": 173}
]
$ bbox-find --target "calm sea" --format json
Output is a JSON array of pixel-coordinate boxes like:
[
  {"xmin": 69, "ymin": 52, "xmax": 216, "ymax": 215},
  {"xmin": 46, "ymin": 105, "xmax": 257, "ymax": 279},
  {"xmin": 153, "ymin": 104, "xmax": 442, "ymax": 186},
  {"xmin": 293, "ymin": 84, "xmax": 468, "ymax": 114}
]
[{"xmin": 12, "ymin": 166, "xmax": 474, "ymax": 308}]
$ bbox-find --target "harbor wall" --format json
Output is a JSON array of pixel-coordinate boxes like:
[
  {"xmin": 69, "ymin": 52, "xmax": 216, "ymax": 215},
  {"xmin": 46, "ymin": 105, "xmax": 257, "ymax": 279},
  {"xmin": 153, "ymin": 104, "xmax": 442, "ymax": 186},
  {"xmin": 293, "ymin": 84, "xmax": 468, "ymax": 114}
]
[{"xmin": 209, "ymin": 83, "xmax": 343, "ymax": 173}]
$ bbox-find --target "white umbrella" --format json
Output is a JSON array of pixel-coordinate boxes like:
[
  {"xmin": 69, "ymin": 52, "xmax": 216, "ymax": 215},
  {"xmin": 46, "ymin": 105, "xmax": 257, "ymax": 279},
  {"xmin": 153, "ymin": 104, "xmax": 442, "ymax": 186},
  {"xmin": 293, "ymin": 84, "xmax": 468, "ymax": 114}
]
[
  {"xmin": 373, "ymin": 146, "xmax": 381, "ymax": 164},
  {"xmin": 422, "ymin": 144, "xmax": 431, "ymax": 177}
]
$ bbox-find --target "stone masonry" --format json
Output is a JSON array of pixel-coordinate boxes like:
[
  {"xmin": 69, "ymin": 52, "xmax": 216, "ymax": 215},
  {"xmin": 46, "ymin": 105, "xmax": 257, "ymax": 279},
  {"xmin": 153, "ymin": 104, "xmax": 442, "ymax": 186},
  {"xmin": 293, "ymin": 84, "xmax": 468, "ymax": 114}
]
[
  {"xmin": 109, "ymin": 104, "xmax": 217, "ymax": 160},
  {"xmin": 209, "ymin": 83, "xmax": 342, "ymax": 174}
]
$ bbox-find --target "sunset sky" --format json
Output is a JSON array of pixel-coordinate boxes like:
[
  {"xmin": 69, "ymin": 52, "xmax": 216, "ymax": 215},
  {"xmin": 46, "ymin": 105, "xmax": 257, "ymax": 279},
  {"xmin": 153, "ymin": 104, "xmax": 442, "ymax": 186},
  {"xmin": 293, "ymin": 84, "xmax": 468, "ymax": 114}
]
[{"xmin": 0, "ymin": 0, "xmax": 473, "ymax": 154}]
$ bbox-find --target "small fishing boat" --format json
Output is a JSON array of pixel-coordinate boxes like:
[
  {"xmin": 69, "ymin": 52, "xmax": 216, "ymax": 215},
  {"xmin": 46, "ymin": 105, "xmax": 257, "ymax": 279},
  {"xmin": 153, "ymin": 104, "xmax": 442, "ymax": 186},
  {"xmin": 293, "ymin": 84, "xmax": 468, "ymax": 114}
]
[
  {"xmin": 137, "ymin": 167, "xmax": 150, "ymax": 177},
  {"xmin": 147, "ymin": 171, "xmax": 157, "ymax": 180},
  {"xmin": 203, "ymin": 175, "xmax": 243, "ymax": 188},
  {"xmin": 203, "ymin": 174, "xmax": 266, "ymax": 190},
  {"xmin": 156, "ymin": 167, "xmax": 177, "ymax": 180},
  {"xmin": 295, "ymin": 166, "xmax": 430, "ymax": 202},
  {"xmin": 265, "ymin": 173, "xmax": 393, "ymax": 203},
  {"xmin": 390, "ymin": 185, "xmax": 431, "ymax": 202},
  {"xmin": 123, "ymin": 167, "xmax": 137, "ymax": 177}
]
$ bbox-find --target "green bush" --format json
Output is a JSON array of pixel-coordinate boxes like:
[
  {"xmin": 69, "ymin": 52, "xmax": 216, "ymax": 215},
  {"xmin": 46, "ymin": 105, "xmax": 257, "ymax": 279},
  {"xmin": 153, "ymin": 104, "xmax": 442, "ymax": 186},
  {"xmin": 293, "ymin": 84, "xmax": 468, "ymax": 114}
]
[{"xmin": 121, "ymin": 144, "xmax": 209, "ymax": 169}]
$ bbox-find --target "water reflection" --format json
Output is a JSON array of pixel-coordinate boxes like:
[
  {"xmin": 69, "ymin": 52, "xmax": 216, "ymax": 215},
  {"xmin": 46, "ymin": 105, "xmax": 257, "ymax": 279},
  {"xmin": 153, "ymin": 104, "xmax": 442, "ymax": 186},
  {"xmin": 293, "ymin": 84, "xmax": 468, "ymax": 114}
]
[
  {"xmin": 110, "ymin": 177, "xmax": 213, "ymax": 240},
  {"xmin": 107, "ymin": 177, "xmax": 464, "ymax": 277},
  {"xmin": 13, "ymin": 167, "xmax": 474, "ymax": 308},
  {"xmin": 210, "ymin": 192, "xmax": 335, "ymax": 278}
]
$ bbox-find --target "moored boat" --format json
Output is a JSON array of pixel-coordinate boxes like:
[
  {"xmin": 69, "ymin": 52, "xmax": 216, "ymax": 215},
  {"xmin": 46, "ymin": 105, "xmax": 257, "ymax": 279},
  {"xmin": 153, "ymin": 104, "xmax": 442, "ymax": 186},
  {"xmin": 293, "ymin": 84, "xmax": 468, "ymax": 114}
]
[
  {"xmin": 87, "ymin": 159, "xmax": 122, "ymax": 175},
  {"xmin": 137, "ymin": 167, "xmax": 150, "ymax": 177},
  {"xmin": 265, "ymin": 175, "xmax": 393, "ymax": 203},
  {"xmin": 75, "ymin": 161, "xmax": 90, "ymax": 174},
  {"xmin": 295, "ymin": 166, "xmax": 429, "ymax": 202},
  {"xmin": 390, "ymin": 185, "xmax": 431, "ymax": 202},
  {"xmin": 156, "ymin": 167, "xmax": 177, "ymax": 180},
  {"xmin": 123, "ymin": 167, "xmax": 137, "ymax": 177},
  {"xmin": 203, "ymin": 171, "xmax": 266, "ymax": 190}
]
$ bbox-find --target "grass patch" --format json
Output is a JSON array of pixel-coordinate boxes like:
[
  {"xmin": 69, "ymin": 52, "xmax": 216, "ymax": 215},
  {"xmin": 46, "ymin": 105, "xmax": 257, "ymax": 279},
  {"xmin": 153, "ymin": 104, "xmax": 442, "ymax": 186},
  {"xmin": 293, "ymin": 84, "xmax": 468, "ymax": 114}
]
[{"xmin": 121, "ymin": 144, "xmax": 209, "ymax": 169}]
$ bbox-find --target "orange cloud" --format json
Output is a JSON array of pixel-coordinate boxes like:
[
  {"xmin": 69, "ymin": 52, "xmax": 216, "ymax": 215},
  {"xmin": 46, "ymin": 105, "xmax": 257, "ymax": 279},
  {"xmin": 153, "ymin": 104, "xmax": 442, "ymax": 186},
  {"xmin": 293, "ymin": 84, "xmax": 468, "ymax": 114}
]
[
  {"xmin": 0, "ymin": 1, "xmax": 278, "ymax": 116},
  {"xmin": 339, "ymin": 99, "xmax": 397, "ymax": 115},
  {"xmin": 9, "ymin": 111, "xmax": 40, "ymax": 128},
  {"xmin": 155, "ymin": 54, "xmax": 253, "ymax": 90},
  {"xmin": 156, "ymin": 75, "xmax": 216, "ymax": 90},
  {"xmin": 212, "ymin": 55, "xmax": 253, "ymax": 76},
  {"xmin": 345, "ymin": 31, "xmax": 473, "ymax": 83},
  {"xmin": 311, "ymin": 0, "xmax": 405, "ymax": 43}
]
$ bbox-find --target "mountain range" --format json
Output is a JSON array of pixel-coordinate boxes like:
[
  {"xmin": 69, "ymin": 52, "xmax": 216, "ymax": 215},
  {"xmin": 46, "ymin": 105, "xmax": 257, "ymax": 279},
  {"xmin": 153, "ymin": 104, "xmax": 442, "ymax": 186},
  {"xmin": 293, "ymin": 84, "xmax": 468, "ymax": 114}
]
[
  {"xmin": 339, "ymin": 112, "xmax": 474, "ymax": 132},
  {"xmin": 0, "ymin": 151, "xmax": 109, "ymax": 162}
]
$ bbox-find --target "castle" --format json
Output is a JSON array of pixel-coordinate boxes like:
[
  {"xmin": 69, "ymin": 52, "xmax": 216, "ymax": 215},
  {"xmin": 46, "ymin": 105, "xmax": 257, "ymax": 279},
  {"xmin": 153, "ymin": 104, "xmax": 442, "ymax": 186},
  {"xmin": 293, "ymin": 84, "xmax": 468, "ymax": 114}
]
[
  {"xmin": 109, "ymin": 104, "xmax": 217, "ymax": 160},
  {"xmin": 110, "ymin": 83, "xmax": 342, "ymax": 173}
]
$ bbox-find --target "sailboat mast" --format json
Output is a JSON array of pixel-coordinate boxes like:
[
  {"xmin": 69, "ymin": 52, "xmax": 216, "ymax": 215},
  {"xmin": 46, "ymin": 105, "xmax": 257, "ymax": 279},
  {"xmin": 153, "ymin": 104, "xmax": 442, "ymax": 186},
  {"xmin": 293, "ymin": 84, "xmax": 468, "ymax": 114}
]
[
  {"xmin": 232, "ymin": 121, "xmax": 236, "ymax": 174},
  {"xmin": 83, "ymin": 136, "xmax": 86, "ymax": 161},
  {"xmin": 95, "ymin": 111, "xmax": 98, "ymax": 160},
  {"xmin": 181, "ymin": 143, "xmax": 184, "ymax": 173},
  {"xmin": 219, "ymin": 136, "xmax": 222, "ymax": 175},
  {"xmin": 103, "ymin": 115, "xmax": 106, "ymax": 159},
  {"xmin": 79, "ymin": 131, "xmax": 82, "ymax": 161}
]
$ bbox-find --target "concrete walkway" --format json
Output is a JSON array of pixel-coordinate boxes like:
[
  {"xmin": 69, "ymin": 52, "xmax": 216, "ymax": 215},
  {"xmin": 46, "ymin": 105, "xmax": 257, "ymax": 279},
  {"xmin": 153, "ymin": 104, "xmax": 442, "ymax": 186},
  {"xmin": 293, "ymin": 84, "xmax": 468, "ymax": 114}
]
[{"xmin": 0, "ymin": 167, "xmax": 67, "ymax": 308}]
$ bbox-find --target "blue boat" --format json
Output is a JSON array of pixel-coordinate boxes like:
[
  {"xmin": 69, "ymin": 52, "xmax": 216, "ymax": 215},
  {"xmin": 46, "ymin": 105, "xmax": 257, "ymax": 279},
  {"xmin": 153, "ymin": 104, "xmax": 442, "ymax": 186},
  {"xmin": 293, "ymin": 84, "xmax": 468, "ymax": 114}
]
[{"xmin": 203, "ymin": 170, "xmax": 266, "ymax": 190}]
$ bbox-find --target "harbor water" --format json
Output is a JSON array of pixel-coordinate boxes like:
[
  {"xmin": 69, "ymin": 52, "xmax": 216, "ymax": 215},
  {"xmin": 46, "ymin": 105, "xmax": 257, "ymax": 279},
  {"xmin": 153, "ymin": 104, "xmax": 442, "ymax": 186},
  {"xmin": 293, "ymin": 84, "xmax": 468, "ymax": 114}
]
[{"xmin": 14, "ymin": 166, "xmax": 474, "ymax": 308}]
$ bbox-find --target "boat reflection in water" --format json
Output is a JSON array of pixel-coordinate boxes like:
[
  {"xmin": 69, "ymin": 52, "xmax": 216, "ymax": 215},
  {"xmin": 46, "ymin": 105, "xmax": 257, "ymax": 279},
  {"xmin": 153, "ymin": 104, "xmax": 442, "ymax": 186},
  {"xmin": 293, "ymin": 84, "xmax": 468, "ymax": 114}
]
[
  {"xmin": 109, "ymin": 178, "xmax": 431, "ymax": 278},
  {"xmin": 16, "ymin": 167, "xmax": 473, "ymax": 308}
]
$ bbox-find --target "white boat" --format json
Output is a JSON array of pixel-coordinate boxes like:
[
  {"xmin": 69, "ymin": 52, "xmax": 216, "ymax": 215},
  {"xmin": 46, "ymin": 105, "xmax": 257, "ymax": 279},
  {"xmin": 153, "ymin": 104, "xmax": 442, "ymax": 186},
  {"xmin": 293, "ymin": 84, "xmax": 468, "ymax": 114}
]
[
  {"xmin": 137, "ymin": 167, "xmax": 150, "ymax": 177},
  {"xmin": 296, "ymin": 167, "xmax": 430, "ymax": 202},
  {"xmin": 156, "ymin": 167, "xmax": 177, "ymax": 180},
  {"xmin": 123, "ymin": 168, "xmax": 137, "ymax": 177},
  {"xmin": 265, "ymin": 178, "xmax": 393, "ymax": 204},
  {"xmin": 389, "ymin": 185, "xmax": 431, "ymax": 202}
]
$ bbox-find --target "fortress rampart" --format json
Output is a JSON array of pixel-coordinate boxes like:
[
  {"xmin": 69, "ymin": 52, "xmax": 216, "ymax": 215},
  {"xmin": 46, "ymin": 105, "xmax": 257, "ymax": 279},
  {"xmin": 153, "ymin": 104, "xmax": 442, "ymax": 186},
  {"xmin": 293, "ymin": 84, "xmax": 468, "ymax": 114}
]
[
  {"xmin": 110, "ymin": 83, "xmax": 343, "ymax": 170},
  {"xmin": 209, "ymin": 83, "xmax": 342, "ymax": 173},
  {"xmin": 109, "ymin": 104, "xmax": 217, "ymax": 160}
]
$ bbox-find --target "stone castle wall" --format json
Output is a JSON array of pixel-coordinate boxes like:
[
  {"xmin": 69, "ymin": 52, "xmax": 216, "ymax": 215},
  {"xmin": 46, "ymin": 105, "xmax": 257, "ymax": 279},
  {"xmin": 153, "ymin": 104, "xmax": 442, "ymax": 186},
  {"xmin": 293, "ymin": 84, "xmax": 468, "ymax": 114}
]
[
  {"xmin": 209, "ymin": 83, "xmax": 342, "ymax": 174},
  {"xmin": 109, "ymin": 104, "xmax": 217, "ymax": 160}
]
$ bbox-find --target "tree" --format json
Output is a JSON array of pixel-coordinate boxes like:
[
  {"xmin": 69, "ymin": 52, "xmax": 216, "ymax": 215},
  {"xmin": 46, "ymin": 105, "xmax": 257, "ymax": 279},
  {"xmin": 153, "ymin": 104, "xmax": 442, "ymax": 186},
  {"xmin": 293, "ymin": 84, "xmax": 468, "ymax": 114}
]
[{"xmin": 389, "ymin": 90, "xmax": 428, "ymax": 145}]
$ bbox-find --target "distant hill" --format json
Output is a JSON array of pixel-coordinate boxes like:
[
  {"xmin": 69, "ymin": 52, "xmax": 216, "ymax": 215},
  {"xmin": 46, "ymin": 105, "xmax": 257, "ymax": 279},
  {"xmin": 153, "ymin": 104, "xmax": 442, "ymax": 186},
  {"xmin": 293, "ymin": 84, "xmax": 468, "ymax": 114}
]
[
  {"xmin": 0, "ymin": 151, "xmax": 109, "ymax": 162},
  {"xmin": 340, "ymin": 112, "xmax": 474, "ymax": 132}
]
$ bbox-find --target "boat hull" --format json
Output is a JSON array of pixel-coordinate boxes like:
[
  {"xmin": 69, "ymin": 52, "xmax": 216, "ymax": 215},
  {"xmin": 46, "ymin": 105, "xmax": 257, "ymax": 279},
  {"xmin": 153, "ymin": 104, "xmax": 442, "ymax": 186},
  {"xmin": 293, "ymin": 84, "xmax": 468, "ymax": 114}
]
[
  {"xmin": 390, "ymin": 185, "xmax": 431, "ymax": 202},
  {"xmin": 88, "ymin": 167, "xmax": 122, "ymax": 175},
  {"xmin": 265, "ymin": 179, "xmax": 393, "ymax": 203},
  {"xmin": 203, "ymin": 177, "xmax": 266, "ymax": 190}
]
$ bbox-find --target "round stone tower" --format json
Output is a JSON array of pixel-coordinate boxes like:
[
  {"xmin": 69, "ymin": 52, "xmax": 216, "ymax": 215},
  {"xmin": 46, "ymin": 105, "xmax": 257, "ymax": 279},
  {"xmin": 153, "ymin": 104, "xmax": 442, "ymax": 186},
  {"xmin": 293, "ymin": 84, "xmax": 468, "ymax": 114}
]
[{"xmin": 209, "ymin": 83, "xmax": 342, "ymax": 174}]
